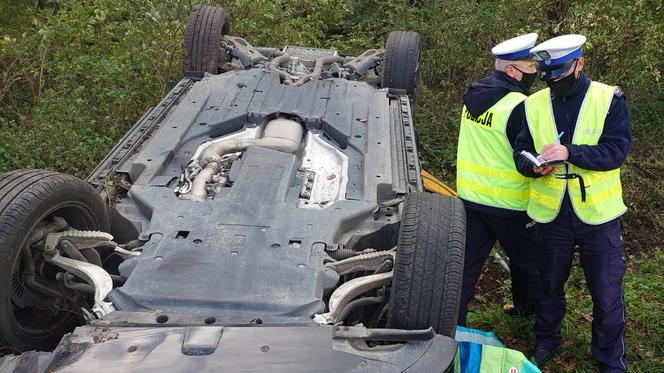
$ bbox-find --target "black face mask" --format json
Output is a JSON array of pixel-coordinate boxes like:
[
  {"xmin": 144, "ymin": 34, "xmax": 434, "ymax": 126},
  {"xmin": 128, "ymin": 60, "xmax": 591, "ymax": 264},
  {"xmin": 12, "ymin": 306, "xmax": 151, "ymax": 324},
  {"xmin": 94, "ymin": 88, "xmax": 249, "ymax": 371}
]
[
  {"xmin": 546, "ymin": 61, "xmax": 580, "ymax": 97},
  {"xmin": 510, "ymin": 65, "xmax": 537, "ymax": 92},
  {"xmin": 519, "ymin": 72, "xmax": 537, "ymax": 92}
]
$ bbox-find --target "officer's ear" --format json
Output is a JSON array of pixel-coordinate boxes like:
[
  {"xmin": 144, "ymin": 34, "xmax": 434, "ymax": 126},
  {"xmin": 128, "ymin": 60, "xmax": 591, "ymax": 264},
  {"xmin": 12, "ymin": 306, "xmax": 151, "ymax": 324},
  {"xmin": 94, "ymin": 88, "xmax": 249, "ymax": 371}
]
[
  {"xmin": 504, "ymin": 64, "xmax": 517, "ymax": 79},
  {"xmin": 575, "ymin": 57, "xmax": 585, "ymax": 78}
]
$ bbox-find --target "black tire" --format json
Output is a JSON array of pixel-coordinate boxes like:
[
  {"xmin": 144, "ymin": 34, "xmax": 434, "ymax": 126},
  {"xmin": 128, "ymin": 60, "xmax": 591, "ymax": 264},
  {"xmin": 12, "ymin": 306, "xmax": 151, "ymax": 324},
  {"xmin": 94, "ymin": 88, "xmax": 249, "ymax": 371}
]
[
  {"xmin": 382, "ymin": 31, "xmax": 422, "ymax": 103},
  {"xmin": 387, "ymin": 193, "xmax": 465, "ymax": 338},
  {"xmin": 183, "ymin": 5, "xmax": 231, "ymax": 74},
  {"xmin": 0, "ymin": 170, "xmax": 110, "ymax": 351}
]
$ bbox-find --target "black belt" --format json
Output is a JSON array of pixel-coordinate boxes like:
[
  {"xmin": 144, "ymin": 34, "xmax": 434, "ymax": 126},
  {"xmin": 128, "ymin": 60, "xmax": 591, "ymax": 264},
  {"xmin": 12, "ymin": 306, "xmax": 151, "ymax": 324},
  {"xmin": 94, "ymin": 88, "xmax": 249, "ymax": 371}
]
[{"xmin": 555, "ymin": 173, "xmax": 588, "ymax": 202}]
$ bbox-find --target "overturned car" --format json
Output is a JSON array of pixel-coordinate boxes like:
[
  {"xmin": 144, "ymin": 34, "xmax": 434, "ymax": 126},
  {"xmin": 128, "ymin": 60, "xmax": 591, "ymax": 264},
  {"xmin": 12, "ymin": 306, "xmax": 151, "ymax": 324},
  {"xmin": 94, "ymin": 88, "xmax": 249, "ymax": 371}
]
[{"xmin": 0, "ymin": 6, "xmax": 465, "ymax": 372}]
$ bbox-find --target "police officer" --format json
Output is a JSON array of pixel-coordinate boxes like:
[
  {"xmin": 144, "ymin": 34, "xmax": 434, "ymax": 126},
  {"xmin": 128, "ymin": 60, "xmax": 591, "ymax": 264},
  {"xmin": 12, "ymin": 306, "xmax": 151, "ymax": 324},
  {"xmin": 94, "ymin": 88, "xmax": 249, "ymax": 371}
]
[
  {"xmin": 514, "ymin": 34, "xmax": 631, "ymax": 372},
  {"xmin": 456, "ymin": 33, "xmax": 541, "ymax": 326}
]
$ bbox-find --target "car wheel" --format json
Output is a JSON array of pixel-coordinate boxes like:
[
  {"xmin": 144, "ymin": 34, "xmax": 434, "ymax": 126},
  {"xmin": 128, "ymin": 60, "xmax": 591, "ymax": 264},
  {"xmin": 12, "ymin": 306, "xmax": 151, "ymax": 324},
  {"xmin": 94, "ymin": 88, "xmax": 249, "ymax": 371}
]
[
  {"xmin": 0, "ymin": 169, "xmax": 110, "ymax": 351},
  {"xmin": 387, "ymin": 193, "xmax": 465, "ymax": 338},
  {"xmin": 382, "ymin": 31, "xmax": 422, "ymax": 107},
  {"xmin": 183, "ymin": 5, "xmax": 231, "ymax": 74}
]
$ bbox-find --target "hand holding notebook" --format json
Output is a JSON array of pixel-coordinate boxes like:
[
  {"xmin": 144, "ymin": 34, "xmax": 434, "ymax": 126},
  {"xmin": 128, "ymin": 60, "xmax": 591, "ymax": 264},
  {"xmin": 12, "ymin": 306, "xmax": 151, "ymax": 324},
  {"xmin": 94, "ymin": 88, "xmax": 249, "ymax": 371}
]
[{"xmin": 520, "ymin": 150, "xmax": 566, "ymax": 167}]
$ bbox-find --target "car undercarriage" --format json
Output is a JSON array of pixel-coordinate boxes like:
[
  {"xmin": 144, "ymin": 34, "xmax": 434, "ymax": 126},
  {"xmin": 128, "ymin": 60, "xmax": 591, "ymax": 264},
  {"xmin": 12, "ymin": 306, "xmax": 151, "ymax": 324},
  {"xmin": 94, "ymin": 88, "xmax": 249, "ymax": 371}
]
[{"xmin": 0, "ymin": 6, "xmax": 465, "ymax": 372}]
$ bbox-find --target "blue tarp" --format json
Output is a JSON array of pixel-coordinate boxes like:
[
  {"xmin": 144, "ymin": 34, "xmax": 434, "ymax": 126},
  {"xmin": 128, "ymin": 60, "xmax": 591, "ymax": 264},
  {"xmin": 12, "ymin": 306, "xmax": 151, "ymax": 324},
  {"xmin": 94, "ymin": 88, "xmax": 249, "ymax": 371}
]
[{"xmin": 454, "ymin": 326, "xmax": 541, "ymax": 373}]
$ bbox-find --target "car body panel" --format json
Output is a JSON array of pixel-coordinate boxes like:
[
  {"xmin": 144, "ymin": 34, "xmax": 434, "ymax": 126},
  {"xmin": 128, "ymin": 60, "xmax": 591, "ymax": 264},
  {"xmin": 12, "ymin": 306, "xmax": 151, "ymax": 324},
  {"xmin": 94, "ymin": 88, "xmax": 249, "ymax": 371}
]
[{"xmin": 1, "ymin": 324, "xmax": 456, "ymax": 372}]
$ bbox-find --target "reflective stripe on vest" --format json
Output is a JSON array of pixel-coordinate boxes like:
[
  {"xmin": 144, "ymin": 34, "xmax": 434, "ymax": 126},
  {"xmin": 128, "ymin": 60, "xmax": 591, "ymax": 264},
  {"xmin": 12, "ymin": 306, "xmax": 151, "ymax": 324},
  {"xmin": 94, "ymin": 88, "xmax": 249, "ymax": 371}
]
[
  {"xmin": 524, "ymin": 81, "xmax": 627, "ymax": 224},
  {"xmin": 456, "ymin": 92, "xmax": 529, "ymax": 210}
]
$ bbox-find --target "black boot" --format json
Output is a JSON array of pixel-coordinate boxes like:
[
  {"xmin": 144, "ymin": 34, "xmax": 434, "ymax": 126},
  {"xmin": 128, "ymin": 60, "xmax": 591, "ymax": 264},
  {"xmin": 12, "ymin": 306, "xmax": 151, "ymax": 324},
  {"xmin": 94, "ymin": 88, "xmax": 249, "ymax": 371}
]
[{"xmin": 531, "ymin": 345, "xmax": 561, "ymax": 367}]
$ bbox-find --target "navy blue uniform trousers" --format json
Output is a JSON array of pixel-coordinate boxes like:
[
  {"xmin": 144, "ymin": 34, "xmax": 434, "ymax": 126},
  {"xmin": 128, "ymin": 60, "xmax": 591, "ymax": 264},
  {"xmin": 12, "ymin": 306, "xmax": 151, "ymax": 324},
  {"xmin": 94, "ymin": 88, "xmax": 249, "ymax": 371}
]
[
  {"xmin": 535, "ymin": 213, "xmax": 627, "ymax": 372},
  {"xmin": 458, "ymin": 208, "xmax": 539, "ymax": 326}
]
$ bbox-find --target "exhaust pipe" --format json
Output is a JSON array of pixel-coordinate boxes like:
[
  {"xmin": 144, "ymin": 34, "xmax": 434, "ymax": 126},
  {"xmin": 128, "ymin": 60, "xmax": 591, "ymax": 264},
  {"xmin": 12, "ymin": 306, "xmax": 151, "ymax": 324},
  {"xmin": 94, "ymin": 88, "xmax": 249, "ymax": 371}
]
[{"xmin": 187, "ymin": 118, "xmax": 304, "ymax": 200}]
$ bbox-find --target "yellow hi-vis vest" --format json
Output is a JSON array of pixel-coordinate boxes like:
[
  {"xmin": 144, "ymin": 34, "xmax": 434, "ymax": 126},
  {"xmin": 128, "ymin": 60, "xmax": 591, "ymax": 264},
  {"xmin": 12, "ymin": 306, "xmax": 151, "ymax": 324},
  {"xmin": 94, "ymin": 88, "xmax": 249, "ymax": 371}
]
[
  {"xmin": 524, "ymin": 81, "xmax": 627, "ymax": 224},
  {"xmin": 456, "ymin": 92, "xmax": 529, "ymax": 210}
]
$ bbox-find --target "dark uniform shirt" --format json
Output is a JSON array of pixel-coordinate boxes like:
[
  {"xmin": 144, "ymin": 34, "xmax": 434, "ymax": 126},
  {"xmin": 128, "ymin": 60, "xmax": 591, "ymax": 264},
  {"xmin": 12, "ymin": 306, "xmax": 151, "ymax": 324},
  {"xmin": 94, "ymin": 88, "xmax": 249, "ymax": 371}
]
[
  {"xmin": 512, "ymin": 73, "xmax": 632, "ymax": 216},
  {"xmin": 460, "ymin": 71, "xmax": 530, "ymax": 218}
]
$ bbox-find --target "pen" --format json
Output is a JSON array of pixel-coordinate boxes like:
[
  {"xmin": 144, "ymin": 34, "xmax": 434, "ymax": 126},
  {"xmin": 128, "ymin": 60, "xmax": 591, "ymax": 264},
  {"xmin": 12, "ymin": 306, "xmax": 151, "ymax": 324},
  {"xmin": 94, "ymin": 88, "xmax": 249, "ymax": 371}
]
[{"xmin": 556, "ymin": 131, "xmax": 565, "ymax": 142}]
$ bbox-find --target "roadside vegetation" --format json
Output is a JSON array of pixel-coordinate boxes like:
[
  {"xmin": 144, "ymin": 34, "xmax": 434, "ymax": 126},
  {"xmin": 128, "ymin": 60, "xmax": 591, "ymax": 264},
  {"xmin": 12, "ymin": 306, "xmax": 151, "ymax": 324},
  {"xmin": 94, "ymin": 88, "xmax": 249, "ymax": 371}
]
[{"xmin": 1, "ymin": 1, "xmax": 662, "ymax": 371}]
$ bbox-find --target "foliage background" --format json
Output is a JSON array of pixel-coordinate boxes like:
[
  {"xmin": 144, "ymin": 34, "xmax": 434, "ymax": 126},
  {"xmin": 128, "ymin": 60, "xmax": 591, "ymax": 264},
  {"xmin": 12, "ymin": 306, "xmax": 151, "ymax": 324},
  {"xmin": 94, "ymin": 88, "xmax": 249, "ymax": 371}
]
[{"xmin": 1, "ymin": 0, "xmax": 662, "ymax": 371}]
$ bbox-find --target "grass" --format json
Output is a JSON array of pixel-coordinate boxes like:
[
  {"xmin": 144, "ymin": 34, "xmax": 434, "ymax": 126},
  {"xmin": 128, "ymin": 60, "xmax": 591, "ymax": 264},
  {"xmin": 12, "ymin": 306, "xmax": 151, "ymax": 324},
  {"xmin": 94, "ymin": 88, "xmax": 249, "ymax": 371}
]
[{"xmin": 467, "ymin": 249, "xmax": 664, "ymax": 372}]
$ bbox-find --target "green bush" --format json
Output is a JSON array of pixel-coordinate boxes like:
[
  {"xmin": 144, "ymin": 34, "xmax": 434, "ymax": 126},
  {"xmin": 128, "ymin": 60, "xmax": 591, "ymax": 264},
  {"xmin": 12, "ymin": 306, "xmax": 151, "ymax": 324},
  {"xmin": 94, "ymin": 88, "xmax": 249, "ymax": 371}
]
[{"xmin": 0, "ymin": 0, "xmax": 192, "ymax": 173}]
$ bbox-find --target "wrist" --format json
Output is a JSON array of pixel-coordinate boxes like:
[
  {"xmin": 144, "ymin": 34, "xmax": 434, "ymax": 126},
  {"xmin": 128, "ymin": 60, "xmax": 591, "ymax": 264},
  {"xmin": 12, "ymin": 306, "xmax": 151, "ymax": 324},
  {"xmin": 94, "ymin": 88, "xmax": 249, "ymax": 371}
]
[{"xmin": 563, "ymin": 144, "xmax": 573, "ymax": 162}]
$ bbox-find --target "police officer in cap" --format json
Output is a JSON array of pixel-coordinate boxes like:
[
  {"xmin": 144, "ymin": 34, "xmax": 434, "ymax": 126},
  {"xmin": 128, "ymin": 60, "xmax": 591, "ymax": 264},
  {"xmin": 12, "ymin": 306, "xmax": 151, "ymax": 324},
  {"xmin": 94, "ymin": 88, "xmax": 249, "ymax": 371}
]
[
  {"xmin": 456, "ymin": 33, "xmax": 541, "ymax": 326},
  {"xmin": 514, "ymin": 34, "xmax": 631, "ymax": 372}
]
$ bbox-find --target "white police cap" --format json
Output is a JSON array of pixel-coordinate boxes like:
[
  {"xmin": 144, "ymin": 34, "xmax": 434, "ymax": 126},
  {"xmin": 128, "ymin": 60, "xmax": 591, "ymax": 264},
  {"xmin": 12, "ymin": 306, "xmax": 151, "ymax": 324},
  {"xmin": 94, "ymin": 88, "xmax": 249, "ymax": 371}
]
[
  {"xmin": 491, "ymin": 33, "xmax": 538, "ymax": 61},
  {"xmin": 531, "ymin": 34, "xmax": 587, "ymax": 79}
]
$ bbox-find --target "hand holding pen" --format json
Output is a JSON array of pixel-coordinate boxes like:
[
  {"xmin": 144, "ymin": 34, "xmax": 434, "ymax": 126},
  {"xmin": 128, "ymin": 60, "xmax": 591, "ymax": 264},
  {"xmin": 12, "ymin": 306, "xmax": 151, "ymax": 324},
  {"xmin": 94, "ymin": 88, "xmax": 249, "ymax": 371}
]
[{"xmin": 534, "ymin": 131, "xmax": 567, "ymax": 175}]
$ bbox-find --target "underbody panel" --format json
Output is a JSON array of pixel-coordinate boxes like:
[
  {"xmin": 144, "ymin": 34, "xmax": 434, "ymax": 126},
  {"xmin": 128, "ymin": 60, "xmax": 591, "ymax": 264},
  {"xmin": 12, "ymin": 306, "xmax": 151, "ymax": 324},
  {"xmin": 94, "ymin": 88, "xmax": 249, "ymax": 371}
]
[{"xmin": 92, "ymin": 69, "xmax": 420, "ymax": 320}]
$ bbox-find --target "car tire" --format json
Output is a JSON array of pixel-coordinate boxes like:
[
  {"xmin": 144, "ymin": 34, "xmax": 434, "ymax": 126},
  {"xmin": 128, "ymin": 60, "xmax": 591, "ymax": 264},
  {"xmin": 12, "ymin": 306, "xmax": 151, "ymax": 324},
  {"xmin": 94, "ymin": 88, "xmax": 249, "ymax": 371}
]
[
  {"xmin": 0, "ymin": 169, "xmax": 110, "ymax": 351},
  {"xmin": 183, "ymin": 5, "xmax": 231, "ymax": 74},
  {"xmin": 382, "ymin": 31, "xmax": 422, "ymax": 105},
  {"xmin": 387, "ymin": 193, "xmax": 465, "ymax": 338}
]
